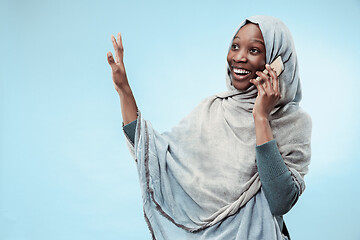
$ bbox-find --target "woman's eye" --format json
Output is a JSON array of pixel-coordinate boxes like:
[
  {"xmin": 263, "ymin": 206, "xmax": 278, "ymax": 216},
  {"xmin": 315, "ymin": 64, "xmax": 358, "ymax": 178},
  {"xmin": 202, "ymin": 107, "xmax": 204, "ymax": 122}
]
[
  {"xmin": 232, "ymin": 44, "xmax": 239, "ymax": 50},
  {"xmin": 250, "ymin": 48, "xmax": 260, "ymax": 54}
]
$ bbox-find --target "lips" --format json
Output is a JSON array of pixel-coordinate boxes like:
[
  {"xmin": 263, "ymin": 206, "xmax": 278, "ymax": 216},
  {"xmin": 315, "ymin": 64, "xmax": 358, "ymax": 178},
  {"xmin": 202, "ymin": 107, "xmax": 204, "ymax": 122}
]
[
  {"xmin": 231, "ymin": 66, "xmax": 252, "ymax": 81},
  {"xmin": 232, "ymin": 66, "xmax": 251, "ymax": 72}
]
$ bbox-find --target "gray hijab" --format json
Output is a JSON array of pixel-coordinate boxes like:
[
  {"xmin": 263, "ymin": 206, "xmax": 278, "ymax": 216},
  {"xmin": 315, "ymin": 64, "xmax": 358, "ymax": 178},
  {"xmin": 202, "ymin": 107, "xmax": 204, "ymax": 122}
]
[{"xmin": 126, "ymin": 15, "xmax": 311, "ymax": 239}]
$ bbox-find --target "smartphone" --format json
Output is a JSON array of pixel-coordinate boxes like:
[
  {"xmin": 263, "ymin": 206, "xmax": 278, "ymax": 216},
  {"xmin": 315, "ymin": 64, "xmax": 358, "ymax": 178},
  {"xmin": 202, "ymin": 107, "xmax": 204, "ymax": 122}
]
[{"xmin": 255, "ymin": 56, "xmax": 284, "ymax": 83}]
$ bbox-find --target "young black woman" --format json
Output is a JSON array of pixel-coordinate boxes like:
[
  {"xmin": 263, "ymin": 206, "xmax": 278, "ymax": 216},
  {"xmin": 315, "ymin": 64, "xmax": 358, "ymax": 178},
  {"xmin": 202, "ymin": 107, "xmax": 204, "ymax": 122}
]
[{"xmin": 107, "ymin": 15, "xmax": 311, "ymax": 240}]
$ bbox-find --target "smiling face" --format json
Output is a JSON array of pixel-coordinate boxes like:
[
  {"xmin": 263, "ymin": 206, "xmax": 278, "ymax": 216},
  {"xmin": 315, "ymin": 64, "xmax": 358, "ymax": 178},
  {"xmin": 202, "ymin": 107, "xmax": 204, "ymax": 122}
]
[{"xmin": 227, "ymin": 23, "xmax": 266, "ymax": 90}]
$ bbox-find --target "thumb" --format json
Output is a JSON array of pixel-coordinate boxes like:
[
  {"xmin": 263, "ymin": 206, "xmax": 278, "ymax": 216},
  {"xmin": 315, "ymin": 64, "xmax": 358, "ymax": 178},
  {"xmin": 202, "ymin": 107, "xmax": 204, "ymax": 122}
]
[
  {"xmin": 107, "ymin": 52, "xmax": 116, "ymax": 69},
  {"xmin": 250, "ymin": 78, "xmax": 259, "ymax": 88}
]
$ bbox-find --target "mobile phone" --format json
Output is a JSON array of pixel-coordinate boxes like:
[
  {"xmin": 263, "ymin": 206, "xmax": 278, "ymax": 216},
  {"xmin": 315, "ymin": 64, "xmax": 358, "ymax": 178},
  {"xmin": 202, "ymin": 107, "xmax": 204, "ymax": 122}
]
[{"xmin": 255, "ymin": 56, "xmax": 284, "ymax": 83}]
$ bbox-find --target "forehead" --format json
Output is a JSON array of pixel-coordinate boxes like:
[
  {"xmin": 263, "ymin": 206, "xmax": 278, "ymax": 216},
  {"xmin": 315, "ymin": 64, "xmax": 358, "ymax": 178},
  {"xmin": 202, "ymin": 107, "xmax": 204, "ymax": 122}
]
[{"xmin": 234, "ymin": 23, "xmax": 264, "ymax": 42}]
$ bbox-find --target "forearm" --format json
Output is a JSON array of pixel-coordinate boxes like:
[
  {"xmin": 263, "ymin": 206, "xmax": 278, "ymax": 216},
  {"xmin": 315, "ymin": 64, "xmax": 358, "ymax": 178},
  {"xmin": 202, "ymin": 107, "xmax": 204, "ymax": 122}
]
[
  {"xmin": 254, "ymin": 115, "xmax": 299, "ymax": 215},
  {"xmin": 107, "ymin": 33, "xmax": 138, "ymax": 125},
  {"xmin": 254, "ymin": 116, "xmax": 273, "ymax": 146},
  {"xmin": 116, "ymin": 83, "xmax": 138, "ymax": 125},
  {"xmin": 256, "ymin": 140, "xmax": 299, "ymax": 215}
]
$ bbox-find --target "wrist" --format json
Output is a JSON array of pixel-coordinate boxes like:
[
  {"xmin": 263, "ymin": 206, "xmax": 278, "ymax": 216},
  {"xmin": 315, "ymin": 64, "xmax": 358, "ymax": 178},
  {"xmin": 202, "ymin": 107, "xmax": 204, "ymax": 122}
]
[
  {"xmin": 253, "ymin": 114, "xmax": 269, "ymax": 123},
  {"xmin": 254, "ymin": 116, "xmax": 273, "ymax": 146},
  {"xmin": 115, "ymin": 82, "xmax": 131, "ymax": 95}
]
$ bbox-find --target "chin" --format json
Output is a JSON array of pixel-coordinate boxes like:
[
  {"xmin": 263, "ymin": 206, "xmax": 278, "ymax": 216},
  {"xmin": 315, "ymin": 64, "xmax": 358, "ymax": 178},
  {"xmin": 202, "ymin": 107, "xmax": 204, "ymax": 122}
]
[
  {"xmin": 233, "ymin": 80, "xmax": 251, "ymax": 90},
  {"xmin": 230, "ymin": 70, "xmax": 256, "ymax": 90}
]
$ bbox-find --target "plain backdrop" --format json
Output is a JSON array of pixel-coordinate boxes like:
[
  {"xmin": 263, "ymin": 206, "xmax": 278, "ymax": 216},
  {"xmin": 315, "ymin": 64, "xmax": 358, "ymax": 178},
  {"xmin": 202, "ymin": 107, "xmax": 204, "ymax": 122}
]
[{"xmin": 1, "ymin": 0, "xmax": 360, "ymax": 239}]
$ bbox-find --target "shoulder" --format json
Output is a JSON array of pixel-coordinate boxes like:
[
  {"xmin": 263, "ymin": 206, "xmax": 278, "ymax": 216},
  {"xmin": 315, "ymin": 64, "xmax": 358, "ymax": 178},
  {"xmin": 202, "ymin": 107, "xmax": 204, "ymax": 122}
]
[
  {"xmin": 294, "ymin": 108, "xmax": 312, "ymax": 132},
  {"xmin": 271, "ymin": 105, "xmax": 312, "ymax": 144},
  {"xmin": 187, "ymin": 94, "xmax": 222, "ymax": 113}
]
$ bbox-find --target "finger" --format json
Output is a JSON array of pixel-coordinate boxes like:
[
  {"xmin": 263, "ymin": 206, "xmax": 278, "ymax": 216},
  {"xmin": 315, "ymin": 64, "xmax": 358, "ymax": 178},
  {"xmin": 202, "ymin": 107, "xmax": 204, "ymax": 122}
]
[
  {"xmin": 107, "ymin": 51, "xmax": 116, "ymax": 68},
  {"xmin": 271, "ymin": 71, "xmax": 280, "ymax": 96},
  {"xmin": 116, "ymin": 32, "xmax": 124, "ymax": 62},
  {"xmin": 256, "ymin": 70, "xmax": 273, "ymax": 92},
  {"xmin": 111, "ymin": 35, "xmax": 120, "ymax": 63},
  {"xmin": 117, "ymin": 32, "xmax": 124, "ymax": 52},
  {"xmin": 250, "ymin": 78, "xmax": 266, "ymax": 96},
  {"xmin": 266, "ymin": 64, "xmax": 279, "ymax": 93},
  {"xmin": 273, "ymin": 75, "xmax": 280, "ymax": 97}
]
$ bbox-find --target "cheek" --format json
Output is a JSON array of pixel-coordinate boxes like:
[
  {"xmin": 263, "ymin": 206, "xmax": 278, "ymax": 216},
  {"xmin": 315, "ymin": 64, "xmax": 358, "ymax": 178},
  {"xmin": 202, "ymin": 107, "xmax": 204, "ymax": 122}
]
[
  {"xmin": 258, "ymin": 60, "xmax": 266, "ymax": 69},
  {"xmin": 259, "ymin": 53, "xmax": 266, "ymax": 65},
  {"xmin": 226, "ymin": 53, "xmax": 232, "ymax": 65},
  {"xmin": 250, "ymin": 55, "xmax": 266, "ymax": 69}
]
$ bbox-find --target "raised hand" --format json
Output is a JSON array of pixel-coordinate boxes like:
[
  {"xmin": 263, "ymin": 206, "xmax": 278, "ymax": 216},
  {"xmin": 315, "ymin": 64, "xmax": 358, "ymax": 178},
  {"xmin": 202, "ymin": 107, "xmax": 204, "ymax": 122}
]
[
  {"xmin": 107, "ymin": 32, "xmax": 138, "ymax": 125},
  {"xmin": 249, "ymin": 64, "xmax": 281, "ymax": 120},
  {"xmin": 107, "ymin": 32, "xmax": 128, "ymax": 92},
  {"xmin": 249, "ymin": 64, "xmax": 281, "ymax": 145}
]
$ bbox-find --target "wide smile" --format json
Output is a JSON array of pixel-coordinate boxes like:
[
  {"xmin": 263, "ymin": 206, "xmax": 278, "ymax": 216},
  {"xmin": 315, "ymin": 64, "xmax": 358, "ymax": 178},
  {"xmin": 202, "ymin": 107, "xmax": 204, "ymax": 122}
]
[{"xmin": 231, "ymin": 67, "xmax": 252, "ymax": 81}]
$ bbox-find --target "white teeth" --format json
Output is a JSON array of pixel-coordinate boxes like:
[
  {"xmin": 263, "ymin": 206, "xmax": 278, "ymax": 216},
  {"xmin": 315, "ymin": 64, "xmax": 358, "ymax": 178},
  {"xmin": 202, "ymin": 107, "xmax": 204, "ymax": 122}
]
[{"xmin": 233, "ymin": 68, "xmax": 250, "ymax": 74}]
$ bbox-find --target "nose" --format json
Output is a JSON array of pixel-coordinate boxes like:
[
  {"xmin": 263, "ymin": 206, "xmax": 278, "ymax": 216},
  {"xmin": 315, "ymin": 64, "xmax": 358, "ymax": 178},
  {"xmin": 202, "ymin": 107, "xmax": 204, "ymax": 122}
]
[{"xmin": 232, "ymin": 49, "xmax": 247, "ymax": 63}]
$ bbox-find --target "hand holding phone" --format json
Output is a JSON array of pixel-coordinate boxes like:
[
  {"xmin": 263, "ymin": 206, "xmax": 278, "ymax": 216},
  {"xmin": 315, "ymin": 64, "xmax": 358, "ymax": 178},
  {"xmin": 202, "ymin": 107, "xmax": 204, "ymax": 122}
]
[
  {"xmin": 255, "ymin": 56, "xmax": 284, "ymax": 84},
  {"xmin": 249, "ymin": 56, "xmax": 284, "ymax": 119}
]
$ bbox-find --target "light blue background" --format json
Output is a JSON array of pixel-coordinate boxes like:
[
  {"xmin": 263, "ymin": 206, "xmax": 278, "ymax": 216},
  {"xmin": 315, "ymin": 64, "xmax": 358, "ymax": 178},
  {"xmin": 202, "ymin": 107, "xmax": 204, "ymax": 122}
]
[{"xmin": 1, "ymin": 0, "xmax": 359, "ymax": 239}]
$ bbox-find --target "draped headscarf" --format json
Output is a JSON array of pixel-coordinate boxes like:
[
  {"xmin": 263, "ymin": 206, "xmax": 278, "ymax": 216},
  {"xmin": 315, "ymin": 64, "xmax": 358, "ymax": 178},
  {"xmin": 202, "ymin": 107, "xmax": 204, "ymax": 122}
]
[{"xmin": 125, "ymin": 15, "xmax": 311, "ymax": 239}]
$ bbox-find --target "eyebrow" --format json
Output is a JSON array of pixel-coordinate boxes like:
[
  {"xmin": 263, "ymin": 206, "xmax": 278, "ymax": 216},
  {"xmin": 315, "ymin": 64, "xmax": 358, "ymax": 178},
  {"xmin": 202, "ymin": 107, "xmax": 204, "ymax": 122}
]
[{"xmin": 233, "ymin": 36, "xmax": 265, "ymax": 46}]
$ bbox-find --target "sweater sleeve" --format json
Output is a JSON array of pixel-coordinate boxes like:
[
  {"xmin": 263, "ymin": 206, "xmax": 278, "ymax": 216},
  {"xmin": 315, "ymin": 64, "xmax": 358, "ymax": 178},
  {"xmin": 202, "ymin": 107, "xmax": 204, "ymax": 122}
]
[
  {"xmin": 256, "ymin": 139, "xmax": 300, "ymax": 216},
  {"xmin": 123, "ymin": 119, "xmax": 137, "ymax": 145}
]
